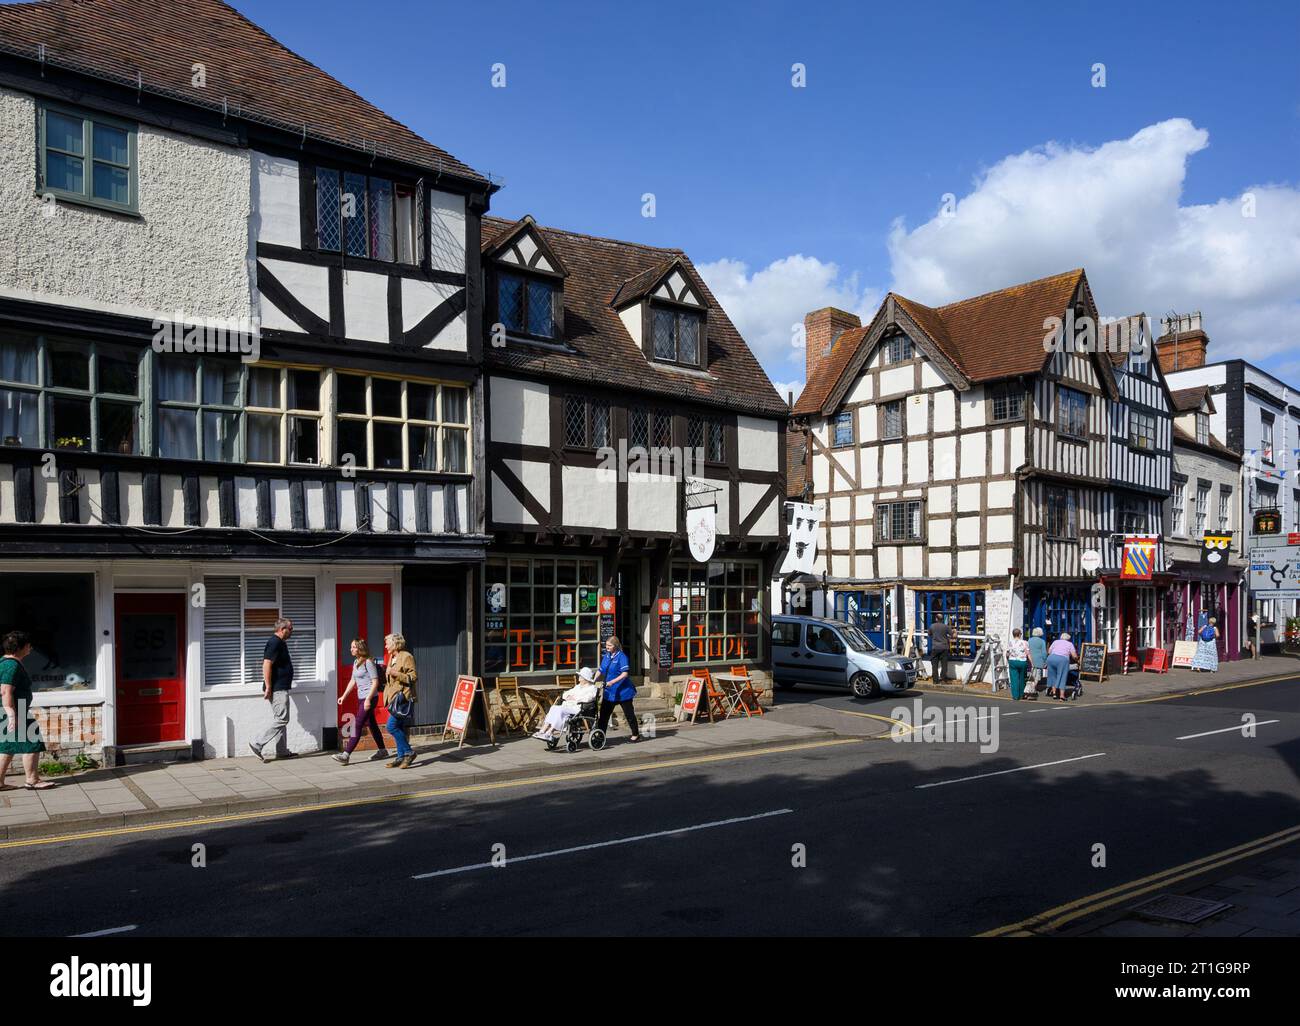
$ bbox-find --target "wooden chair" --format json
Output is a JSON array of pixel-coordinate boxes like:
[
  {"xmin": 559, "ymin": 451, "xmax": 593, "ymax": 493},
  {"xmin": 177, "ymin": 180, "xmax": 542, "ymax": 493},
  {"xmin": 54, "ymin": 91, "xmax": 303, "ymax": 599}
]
[
  {"xmin": 494, "ymin": 675, "xmax": 529, "ymax": 736},
  {"xmin": 554, "ymin": 673, "xmax": 578, "ymax": 689},
  {"xmin": 730, "ymin": 665, "xmax": 764, "ymax": 717},
  {"xmin": 694, "ymin": 667, "xmax": 733, "ymax": 721}
]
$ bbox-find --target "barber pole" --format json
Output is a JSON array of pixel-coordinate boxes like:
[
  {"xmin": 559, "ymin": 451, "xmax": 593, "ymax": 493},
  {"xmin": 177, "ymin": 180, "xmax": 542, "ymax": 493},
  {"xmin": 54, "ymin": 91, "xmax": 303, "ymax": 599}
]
[{"xmin": 1123, "ymin": 625, "xmax": 1132, "ymax": 675}]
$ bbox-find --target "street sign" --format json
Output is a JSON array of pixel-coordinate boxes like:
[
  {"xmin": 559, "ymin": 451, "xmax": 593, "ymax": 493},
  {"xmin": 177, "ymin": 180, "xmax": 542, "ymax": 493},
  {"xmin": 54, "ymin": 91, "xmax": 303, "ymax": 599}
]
[
  {"xmin": 1081, "ymin": 549, "xmax": 1101, "ymax": 574},
  {"xmin": 1249, "ymin": 544, "xmax": 1300, "ymax": 599}
]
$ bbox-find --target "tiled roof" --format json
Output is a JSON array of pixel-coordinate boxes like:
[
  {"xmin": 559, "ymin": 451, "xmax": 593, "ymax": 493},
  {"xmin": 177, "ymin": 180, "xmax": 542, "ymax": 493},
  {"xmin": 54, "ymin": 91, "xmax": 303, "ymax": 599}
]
[
  {"xmin": 482, "ymin": 216, "xmax": 788, "ymax": 417},
  {"xmin": 1172, "ymin": 423, "xmax": 1239, "ymax": 460},
  {"xmin": 1170, "ymin": 385, "xmax": 1214, "ymax": 413},
  {"xmin": 786, "ymin": 426, "xmax": 807, "ymax": 499},
  {"xmin": 795, "ymin": 269, "xmax": 1089, "ymax": 416},
  {"xmin": 0, "ymin": 0, "xmax": 486, "ymax": 183}
]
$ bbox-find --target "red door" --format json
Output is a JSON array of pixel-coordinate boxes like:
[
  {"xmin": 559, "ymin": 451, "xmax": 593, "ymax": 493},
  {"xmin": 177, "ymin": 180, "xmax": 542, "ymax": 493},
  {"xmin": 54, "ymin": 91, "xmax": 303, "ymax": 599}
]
[
  {"xmin": 115, "ymin": 593, "xmax": 186, "ymax": 745},
  {"xmin": 336, "ymin": 584, "xmax": 392, "ymax": 731},
  {"xmin": 1120, "ymin": 591, "xmax": 1139, "ymax": 665}
]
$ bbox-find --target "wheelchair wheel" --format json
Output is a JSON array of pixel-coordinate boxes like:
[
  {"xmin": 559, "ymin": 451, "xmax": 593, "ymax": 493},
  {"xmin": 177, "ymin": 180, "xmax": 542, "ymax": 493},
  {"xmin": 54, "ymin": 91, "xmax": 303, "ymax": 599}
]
[
  {"xmin": 565, "ymin": 738, "xmax": 578, "ymax": 753},
  {"xmin": 589, "ymin": 729, "xmax": 607, "ymax": 751},
  {"xmin": 545, "ymin": 737, "xmax": 559, "ymax": 751}
]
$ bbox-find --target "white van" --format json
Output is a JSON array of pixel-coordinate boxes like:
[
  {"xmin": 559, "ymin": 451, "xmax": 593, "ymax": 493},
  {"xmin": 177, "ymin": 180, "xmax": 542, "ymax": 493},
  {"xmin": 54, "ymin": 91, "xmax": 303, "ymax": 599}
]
[{"xmin": 771, "ymin": 615, "xmax": 918, "ymax": 698}]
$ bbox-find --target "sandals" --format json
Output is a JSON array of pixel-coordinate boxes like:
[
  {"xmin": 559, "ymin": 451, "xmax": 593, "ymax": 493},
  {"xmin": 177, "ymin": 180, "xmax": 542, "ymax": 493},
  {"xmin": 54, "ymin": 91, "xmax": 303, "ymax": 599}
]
[{"xmin": 24, "ymin": 781, "xmax": 56, "ymax": 790}]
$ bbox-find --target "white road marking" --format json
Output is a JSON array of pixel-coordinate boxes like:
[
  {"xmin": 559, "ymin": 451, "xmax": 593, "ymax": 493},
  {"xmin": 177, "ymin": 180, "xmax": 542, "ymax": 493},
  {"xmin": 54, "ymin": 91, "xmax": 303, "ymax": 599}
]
[
  {"xmin": 70, "ymin": 924, "xmax": 138, "ymax": 938},
  {"xmin": 412, "ymin": 808, "xmax": 795, "ymax": 879},
  {"xmin": 1003, "ymin": 711, "xmax": 1022, "ymax": 717},
  {"xmin": 916, "ymin": 753, "xmax": 1107, "ymax": 790},
  {"xmin": 1176, "ymin": 720, "xmax": 1280, "ymax": 741}
]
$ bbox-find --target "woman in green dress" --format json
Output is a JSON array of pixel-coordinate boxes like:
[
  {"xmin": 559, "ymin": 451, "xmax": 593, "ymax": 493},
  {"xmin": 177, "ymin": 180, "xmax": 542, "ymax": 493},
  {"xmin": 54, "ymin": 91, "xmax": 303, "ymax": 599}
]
[{"xmin": 0, "ymin": 630, "xmax": 55, "ymax": 791}]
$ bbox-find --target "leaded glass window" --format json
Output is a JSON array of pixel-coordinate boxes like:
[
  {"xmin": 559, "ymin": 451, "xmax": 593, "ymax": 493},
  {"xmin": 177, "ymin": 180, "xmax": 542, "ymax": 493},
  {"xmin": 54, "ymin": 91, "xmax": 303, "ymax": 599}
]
[
  {"xmin": 316, "ymin": 168, "xmax": 341, "ymax": 251},
  {"xmin": 882, "ymin": 400, "xmax": 903, "ymax": 438},
  {"xmin": 651, "ymin": 306, "xmax": 704, "ymax": 367}
]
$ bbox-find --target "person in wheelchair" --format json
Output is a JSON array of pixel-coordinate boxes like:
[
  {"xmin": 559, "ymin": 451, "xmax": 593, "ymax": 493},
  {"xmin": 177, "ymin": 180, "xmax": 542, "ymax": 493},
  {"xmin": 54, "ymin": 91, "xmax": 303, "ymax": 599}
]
[{"xmin": 533, "ymin": 667, "xmax": 600, "ymax": 742}]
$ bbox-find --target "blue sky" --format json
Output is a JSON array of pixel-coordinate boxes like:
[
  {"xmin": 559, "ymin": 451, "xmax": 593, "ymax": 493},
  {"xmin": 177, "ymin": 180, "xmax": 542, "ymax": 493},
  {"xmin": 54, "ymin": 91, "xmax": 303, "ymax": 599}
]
[{"xmin": 236, "ymin": 0, "xmax": 1300, "ymax": 393}]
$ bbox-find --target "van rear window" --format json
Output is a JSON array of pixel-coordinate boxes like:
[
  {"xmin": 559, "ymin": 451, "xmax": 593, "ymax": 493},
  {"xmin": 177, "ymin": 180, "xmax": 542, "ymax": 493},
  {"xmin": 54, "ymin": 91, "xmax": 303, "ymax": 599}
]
[{"xmin": 771, "ymin": 621, "xmax": 801, "ymax": 647}]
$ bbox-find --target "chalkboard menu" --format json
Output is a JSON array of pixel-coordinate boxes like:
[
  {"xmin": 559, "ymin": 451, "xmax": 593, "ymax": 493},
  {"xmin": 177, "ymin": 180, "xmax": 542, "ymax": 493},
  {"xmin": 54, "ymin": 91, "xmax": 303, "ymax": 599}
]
[
  {"xmin": 658, "ymin": 601, "xmax": 674, "ymax": 669},
  {"xmin": 1079, "ymin": 641, "xmax": 1107, "ymax": 682},
  {"xmin": 598, "ymin": 595, "xmax": 616, "ymax": 645}
]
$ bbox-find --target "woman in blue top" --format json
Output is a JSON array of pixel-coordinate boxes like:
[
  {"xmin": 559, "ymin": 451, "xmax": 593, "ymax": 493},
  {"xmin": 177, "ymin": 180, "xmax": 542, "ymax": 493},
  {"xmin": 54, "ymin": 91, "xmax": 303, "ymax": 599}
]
[{"xmin": 594, "ymin": 636, "xmax": 639, "ymax": 743}]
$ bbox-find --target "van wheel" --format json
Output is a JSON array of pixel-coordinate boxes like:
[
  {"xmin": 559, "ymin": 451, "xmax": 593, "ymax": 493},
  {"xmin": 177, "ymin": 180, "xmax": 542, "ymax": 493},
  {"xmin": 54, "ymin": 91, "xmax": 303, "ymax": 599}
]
[{"xmin": 850, "ymin": 672, "xmax": 880, "ymax": 699}]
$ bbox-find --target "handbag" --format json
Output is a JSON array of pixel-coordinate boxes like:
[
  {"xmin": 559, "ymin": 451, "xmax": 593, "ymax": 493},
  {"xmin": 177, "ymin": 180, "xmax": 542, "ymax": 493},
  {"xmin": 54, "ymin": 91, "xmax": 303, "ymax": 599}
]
[{"xmin": 387, "ymin": 688, "xmax": 414, "ymax": 718}]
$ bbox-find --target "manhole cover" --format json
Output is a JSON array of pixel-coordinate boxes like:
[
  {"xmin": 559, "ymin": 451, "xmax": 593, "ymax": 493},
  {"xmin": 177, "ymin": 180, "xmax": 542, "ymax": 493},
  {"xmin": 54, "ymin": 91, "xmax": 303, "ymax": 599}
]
[{"xmin": 1131, "ymin": 894, "xmax": 1232, "ymax": 924}]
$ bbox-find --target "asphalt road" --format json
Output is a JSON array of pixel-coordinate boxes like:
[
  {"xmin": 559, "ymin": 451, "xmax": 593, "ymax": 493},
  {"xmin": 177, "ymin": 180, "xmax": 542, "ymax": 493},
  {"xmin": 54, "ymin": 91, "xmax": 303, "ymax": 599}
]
[{"xmin": 3, "ymin": 677, "xmax": 1298, "ymax": 936}]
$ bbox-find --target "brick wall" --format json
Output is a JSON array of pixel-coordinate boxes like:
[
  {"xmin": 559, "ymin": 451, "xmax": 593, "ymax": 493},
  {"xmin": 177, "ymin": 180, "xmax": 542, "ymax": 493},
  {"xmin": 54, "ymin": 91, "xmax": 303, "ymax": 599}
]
[{"xmin": 31, "ymin": 705, "xmax": 104, "ymax": 760}]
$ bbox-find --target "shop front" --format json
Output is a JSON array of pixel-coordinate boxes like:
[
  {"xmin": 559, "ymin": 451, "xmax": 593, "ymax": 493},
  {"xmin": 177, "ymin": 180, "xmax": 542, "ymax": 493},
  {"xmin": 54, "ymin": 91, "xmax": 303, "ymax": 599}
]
[
  {"xmin": 1168, "ymin": 563, "xmax": 1244, "ymax": 661},
  {"xmin": 1096, "ymin": 573, "xmax": 1172, "ymax": 669},
  {"xmin": 1024, "ymin": 582, "xmax": 1092, "ymax": 644}
]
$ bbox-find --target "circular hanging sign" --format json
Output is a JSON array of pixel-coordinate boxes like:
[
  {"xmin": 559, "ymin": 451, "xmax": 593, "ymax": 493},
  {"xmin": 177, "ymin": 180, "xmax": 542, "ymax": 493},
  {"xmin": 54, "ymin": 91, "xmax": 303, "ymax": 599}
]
[{"xmin": 1080, "ymin": 549, "xmax": 1101, "ymax": 574}]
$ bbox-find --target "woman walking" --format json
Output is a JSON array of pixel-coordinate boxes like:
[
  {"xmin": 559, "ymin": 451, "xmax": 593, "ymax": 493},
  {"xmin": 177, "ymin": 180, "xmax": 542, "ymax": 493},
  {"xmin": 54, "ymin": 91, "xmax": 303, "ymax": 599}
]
[
  {"xmin": 1045, "ymin": 632, "xmax": 1078, "ymax": 700},
  {"xmin": 0, "ymin": 631, "xmax": 55, "ymax": 791},
  {"xmin": 1027, "ymin": 627, "xmax": 1047, "ymax": 701},
  {"xmin": 1191, "ymin": 617, "xmax": 1221, "ymax": 672},
  {"xmin": 333, "ymin": 638, "xmax": 387, "ymax": 765},
  {"xmin": 1007, "ymin": 628, "xmax": 1030, "ymax": 701},
  {"xmin": 594, "ymin": 636, "xmax": 639, "ymax": 743},
  {"xmin": 382, "ymin": 633, "xmax": 418, "ymax": 768}
]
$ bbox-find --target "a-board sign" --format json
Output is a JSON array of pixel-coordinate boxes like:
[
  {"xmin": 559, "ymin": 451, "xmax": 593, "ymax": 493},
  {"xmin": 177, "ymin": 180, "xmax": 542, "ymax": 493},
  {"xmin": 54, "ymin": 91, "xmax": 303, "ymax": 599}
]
[
  {"xmin": 442, "ymin": 675, "xmax": 495, "ymax": 749},
  {"xmin": 599, "ymin": 595, "xmax": 616, "ymax": 644},
  {"xmin": 657, "ymin": 598, "xmax": 673, "ymax": 669},
  {"xmin": 1142, "ymin": 648, "xmax": 1170, "ymax": 674},
  {"xmin": 1171, "ymin": 640, "xmax": 1197, "ymax": 668},
  {"xmin": 680, "ymin": 676, "xmax": 705, "ymax": 719},
  {"xmin": 1079, "ymin": 642, "xmax": 1107, "ymax": 682}
]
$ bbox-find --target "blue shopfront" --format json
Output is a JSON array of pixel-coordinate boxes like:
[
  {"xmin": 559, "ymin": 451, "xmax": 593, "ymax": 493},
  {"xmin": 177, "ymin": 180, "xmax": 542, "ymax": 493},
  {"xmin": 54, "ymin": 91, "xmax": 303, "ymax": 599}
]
[
  {"xmin": 1024, "ymin": 584, "xmax": 1092, "ymax": 644},
  {"xmin": 914, "ymin": 589, "xmax": 986, "ymax": 659},
  {"xmin": 832, "ymin": 589, "xmax": 893, "ymax": 649}
]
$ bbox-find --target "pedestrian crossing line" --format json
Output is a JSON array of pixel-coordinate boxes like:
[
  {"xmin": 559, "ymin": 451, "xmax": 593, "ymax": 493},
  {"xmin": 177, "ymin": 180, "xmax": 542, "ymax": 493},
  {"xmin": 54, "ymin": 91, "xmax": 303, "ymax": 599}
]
[{"xmin": 978, "ymin": 822, "xmax": 1300, "ymax": 937}]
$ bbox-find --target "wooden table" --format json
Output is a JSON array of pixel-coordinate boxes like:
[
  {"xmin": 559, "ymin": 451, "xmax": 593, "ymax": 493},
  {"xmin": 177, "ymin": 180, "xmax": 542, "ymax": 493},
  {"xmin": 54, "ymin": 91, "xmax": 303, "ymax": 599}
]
[
  {"xmin": 518, "ymin": 685, "xmax": 566, "ymax": 731},
  {"xmin": 712, "ymin": 673, "xmax": 758, "ymax": 717}
]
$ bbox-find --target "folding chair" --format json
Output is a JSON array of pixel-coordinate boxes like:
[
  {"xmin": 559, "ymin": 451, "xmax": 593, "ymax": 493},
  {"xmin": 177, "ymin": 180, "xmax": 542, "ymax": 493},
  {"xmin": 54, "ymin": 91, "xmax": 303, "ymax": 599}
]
[
  {"xmin": 554, "ymin": 673, "xmax": 578, "ymax": 689},
  {"xmin": 494, "ymin": 675, "xmax": 529, "ymax": 737},
  {"xmin": 729, "ymin": 665, "xmax": 765, "ymax": 717},
  {"xmin": 695, "ymin": 668, "xmax": 735, "ymax": 721}
]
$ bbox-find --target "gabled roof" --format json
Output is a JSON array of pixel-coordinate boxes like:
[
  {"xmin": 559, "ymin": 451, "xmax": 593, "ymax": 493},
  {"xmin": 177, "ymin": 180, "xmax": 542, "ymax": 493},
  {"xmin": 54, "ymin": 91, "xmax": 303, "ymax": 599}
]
[
  {"xmin": 1172, "ymin": 423, "xmax": 1239, "ymax": 460},
  {"xmin": 481, "ymin": 215, "xmax": 787, "ymax": 417},
  {"xmin": 0, "ymin": 0, "xmax": 487, "ymax": 183},
  {"xmin": 1170, "ymin": 385, "xmax": 1216, "ymax": 415},
  {"xmin": 795, "ymin": 268, "xmax": 1115, "ymax": 417},
  {"xmin": 483, "ymin": 214, "xmax": 568, "ymax": 277},
  {"xmin": 609, "ymin": 254, "xmax": 706, "ymax": 309}
]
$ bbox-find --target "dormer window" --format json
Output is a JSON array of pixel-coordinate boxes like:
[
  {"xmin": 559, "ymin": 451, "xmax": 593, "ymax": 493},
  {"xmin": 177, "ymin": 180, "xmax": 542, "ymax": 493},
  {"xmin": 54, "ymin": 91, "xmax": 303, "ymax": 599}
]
[
  {"xmin": 498, "ymin": 272, "xmax": 557, "ymax": 339},
  {"xmin": 651, "ymin": 306, "xmax": 703, "ymax": 367},
  {"xmin": 1195, "ymin": 411, "xmax": 1209, "ymax": 446},
  {"xmin": 882, "ymin": 333, "xmax": 914, "ymax": 365}
]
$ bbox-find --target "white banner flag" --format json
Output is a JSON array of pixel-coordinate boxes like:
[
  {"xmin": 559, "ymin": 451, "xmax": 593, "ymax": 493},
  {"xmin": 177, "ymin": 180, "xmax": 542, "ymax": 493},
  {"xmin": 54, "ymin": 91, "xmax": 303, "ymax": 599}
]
[{"xmin": 780, "ymin": 501, "xmax": 822, "ymax": 575}]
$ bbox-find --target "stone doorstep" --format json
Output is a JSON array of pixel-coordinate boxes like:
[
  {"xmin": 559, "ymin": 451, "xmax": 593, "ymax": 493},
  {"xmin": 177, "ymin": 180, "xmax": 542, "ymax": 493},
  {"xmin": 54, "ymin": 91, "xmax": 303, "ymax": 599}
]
[{"xmin": 0, "ymin": 725, "xmax": 838, "ymax": 841}]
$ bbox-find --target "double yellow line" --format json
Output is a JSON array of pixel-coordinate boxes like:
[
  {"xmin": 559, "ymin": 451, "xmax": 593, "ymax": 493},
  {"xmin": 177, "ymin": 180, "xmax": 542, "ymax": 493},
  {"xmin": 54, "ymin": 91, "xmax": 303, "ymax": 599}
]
[{"xmin": 979, "ymin": 822, "xmax": 1300, "ymax": 936}]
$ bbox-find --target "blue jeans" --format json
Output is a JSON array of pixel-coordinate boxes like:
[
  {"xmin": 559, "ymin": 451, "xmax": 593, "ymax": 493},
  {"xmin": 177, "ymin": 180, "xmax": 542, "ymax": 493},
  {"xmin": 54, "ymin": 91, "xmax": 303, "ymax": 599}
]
[{"xmin": 387, "ymin": 713, "xmax": 412, "ymax": 757}]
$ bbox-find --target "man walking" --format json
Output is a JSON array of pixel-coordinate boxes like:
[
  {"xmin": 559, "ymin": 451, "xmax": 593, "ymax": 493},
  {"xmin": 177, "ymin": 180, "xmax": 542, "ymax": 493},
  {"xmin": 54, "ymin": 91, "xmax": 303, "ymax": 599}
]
[
  {"xmin": 928, "ymin": 615, "xmax": 952, "ymax": 682},
  {"xmin": 250, "ymin": 618, "xmax": 294, "ymax": 762}
]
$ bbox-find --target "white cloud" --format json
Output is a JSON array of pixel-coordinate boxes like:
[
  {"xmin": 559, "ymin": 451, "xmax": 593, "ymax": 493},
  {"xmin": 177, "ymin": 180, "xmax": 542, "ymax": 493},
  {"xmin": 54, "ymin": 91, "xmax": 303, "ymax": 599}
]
[
  {"xmin": 705, "ymin": 118, "xmax": 1300, "ymax": 391},
  {"xmin": 697, "ymin": 254, "xmax": 880, "ymax": 392},
  {"xmin": 887, "ymin": 119, "xmax": 1300, "ymax": 368}
]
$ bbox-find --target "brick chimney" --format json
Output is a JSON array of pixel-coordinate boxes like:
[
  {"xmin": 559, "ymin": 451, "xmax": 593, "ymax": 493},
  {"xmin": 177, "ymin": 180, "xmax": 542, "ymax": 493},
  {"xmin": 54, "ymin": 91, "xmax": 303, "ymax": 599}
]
[
  {"xmin": 1155, "ymin": 311, "xmax": 1209, "ymax": 373},
  {"xmin": 804, "ymin": 307, "xmax": 861, "ymax": 384}
]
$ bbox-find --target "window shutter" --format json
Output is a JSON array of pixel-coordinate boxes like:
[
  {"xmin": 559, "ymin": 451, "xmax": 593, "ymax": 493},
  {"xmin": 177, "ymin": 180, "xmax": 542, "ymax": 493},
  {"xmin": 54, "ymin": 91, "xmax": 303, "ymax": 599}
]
[
  {"xmin": 202, "ymin": 576, "xmax": 242, "ymax": 687},
  {"xmin": 281, "ymin": 577, "xmax": 317, "ymax": 680}
]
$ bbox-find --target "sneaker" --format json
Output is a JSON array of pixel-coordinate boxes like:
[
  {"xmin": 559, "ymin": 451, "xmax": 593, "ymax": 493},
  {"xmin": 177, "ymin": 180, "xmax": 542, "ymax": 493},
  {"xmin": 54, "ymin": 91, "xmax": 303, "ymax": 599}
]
[
  {"xmin": 248, "ymin": 742, "xmax": 268, "ymax": 763},
  {"xmin": 372, "ymin": 749, "xmax": 390, "ymax": 760},
  {"xmin": 387, "ymin": 756, "xmax": 405, "ymax": 768},
  {"xmin": 533, "ymin": 731, "xmax": 551, "ymax": 741},
  {"xmin": 279, "ymin": 751, "xmax": 298, "ymax": 759},
  {"xmin": 399, "ymin": 754, "xmax": 415, "ymax": 769},
  {"xmin": 332, "ymin": 752, "xmax": 349, "ymax": 765}
]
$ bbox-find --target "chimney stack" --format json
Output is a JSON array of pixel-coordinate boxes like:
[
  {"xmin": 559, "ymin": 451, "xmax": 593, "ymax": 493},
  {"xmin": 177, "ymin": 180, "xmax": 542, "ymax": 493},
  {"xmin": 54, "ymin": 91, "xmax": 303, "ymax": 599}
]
[
  {"xmin": 1155, "ymin": 311, "xmax": 1209, "ymax": 373},
  {"xmin": 804, "ymin": 307, "xmax": 861, "ymax": 385}
]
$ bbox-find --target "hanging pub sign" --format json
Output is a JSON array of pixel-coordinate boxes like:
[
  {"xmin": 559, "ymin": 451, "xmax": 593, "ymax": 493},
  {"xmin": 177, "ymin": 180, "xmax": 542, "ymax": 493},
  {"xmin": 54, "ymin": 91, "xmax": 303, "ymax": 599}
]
[
  {"xmin": 1121, "ymin": 535, "xmax": 1158, "ymax": 580},
  {"xmin": 779, "ymin": 500, "xmax": 823, "ymax": 575},
  {"xmin": 685, "ymin": 477, "xmax": 719, "ymax": 562},
  {"xmin": 656, "ymin": 598, "xmax": 674, "ymax": 669},
  {"xmin": 1253, "ymin": 508, "xmax": 1281, "ymax": 535},
  {"xmin": 599, "ymin": 595, "xmax": 616, "ymax": 644},
  {"xmin": 1201, "ymin": 530, "xmax": 1233, "ymax": 566}
]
